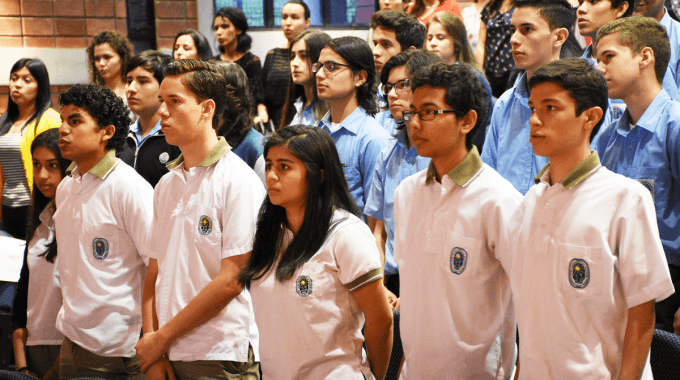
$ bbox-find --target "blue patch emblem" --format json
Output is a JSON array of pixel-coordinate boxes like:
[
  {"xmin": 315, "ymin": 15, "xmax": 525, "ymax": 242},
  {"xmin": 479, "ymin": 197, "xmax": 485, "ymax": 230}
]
[
  {"xmin": 198, "ymin": 215, "xmax": 212, "ymax": 236},
  {"xmin": 296, "ymin": 275, "xmax": 313, "ymax": 297},
  {"xmin": 450, "ymin": 247, "xmax": 467, "ymax": 275},
  {"xmin": 92, "ymin": 238, "xmax": 109, "ymax": 260},
  {"xmin": 569, "ymin": 259, "xmax": 590, "ymax": 289}
]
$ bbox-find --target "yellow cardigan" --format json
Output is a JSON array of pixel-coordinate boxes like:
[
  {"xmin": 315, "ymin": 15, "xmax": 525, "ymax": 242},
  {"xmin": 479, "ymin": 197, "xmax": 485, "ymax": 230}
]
[{"xmin": 19, "ymin": 108, "xmax": 61, "ymax": 191}]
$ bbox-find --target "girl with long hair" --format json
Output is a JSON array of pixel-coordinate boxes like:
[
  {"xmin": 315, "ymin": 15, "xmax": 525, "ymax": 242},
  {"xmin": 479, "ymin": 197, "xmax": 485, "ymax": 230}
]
[
  {"xmin": 86, "ymin": 30, "xmax": 133, "ymax": 100},
  {"xmin": 11, "ymin": 129, "xmax": 71, "ymax": 379},
  {"xmin": 279, "ymin": 30, "xmax": 331, "ymax": 129},
  {"xmin": 240, "ymin": 125, "xmax": 393, "ymax": 380},
  {"xmin": 0, "ymin": 58, "xmax": 60, "ymax": 239},
  {"xmin": 426, "ymin": 11, "xmax": 480, "ymax": 69},
  {"xmin": 172, "ymin": 29, "xmax": 213, "ymax": 61}
]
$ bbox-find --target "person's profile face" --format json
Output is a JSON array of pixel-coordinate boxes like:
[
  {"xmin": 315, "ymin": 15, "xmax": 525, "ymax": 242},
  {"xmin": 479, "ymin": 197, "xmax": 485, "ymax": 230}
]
[
  {"xmin": 426, "ymin": 21, "xmax": 457, "ymax": 64},
  {"xmin": 380, "ymin": 0, "xmax": 405, "ymax": 11},
  {"xmin": 595, "ymin": 32, "xmax": 641, "ymax": 101},
  {"xmin": 126, "ymin": 66, "xmax": 162, "ymax": 118},
  {"xmin": 213, "ymin": 16, "xmax": 242, "ymax": 49},
  {"xmin": 372, "ymin": 26, "xmax": 402, "ymax": 74},
  {"xmin": 633, "ymin": 0, "xmax": 664, "ymax": 19},
  {"xmin": 265, "ymin": 144, "xmax": 309, "ymax": 213},
  {"xmin": 157, "ymin": 75, "xmax": 208, "ymax": 147},
  {"xmin": 58, "ymin": 105, "xmax": 111, "ymax": 162},
  {"xmin": 281, "ymin": 3, "xmax": 309, "ymax": 42},
  {"xmin": 510, "ymin": 7, "xmax": 557, "ymax": 75},
  {"xmin": 32, "ymin": 146, "xmax": 63, "ymax": 199},
  {"xmin": 93, "ymin": 43, "xmax": 123, "ymax": 81},
  {"xmin": 174, "ymin": 34, "xmax": 200, "ymax": 60},
  {"xmin": 9, "ymin": 66, "xmax": 38, "ymax": 108},
  {"xmin": 315, "ymin": 48, "xmax": 361, "ymax": 103},
  {"xmin": 385, "ymin": 65, "xmax": 412, "ymax": 121},
  {"xmin": 290, "ymin": 39, "xmax": 313, "ymax": 86},
  {"xmin": 577, "ymin": 0, "xmax": 626, "ymax": 38}
]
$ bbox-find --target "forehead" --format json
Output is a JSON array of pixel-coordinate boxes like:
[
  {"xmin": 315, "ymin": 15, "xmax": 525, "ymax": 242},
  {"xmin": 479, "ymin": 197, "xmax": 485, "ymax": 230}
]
[
  {"xmin": 60, "ymin": 105, "xmax": 95, "ymax": 121},
  {"xmin": 511, "ymin": 7, "xmax": 550, "ymax": 28},
  {"xmin": 529, "ymin": 81, "xmax": 574, "ymax": 104},
  {"xmin": 427, "ymin": 21, "xmax": 447, "ymax": 34},
  {"xmin": 175, "ymin": 34, "xmax": 195, "ymax": 45},
  {"xmin": 412, "ymin": 85, "xmax": 448, "ymax": 107},
  {"xmin": 12, "ymin": 66, "xmax": 33, "ymax": 77},
  {"xmin": 319, "ymin": 47, "xmax": 348, "ymax": 64},
  {"xmin": 213, "ymin": 16, "xmax": 232, "ymax": 26},
  {"xmin": 127, "ymin": 66, "xmax": 155, "ymax": 79},
  {"xmin": 291, "ymin": 39, "xmax": 307, "ymax": 51},
  {"xmin": 282, "ymin": 3, "xmax": 305, "ymax": 14},
  {"xmin": 374, "ymin": 26, "xmax": 399, "ymax": 42},
  {"xmin": 160, "ymin": 75, "xmax": 193, "ymax": 96},
  {"xmin": 388, "ymin": 65, "xmax": 409, "ymax": 82},
  {"xmin": 595, "ymin": 32, "xmax": 629, "ymax": 51},
  {"xmin": 94, "ymin": 43, "xmax": 117, "ymax": 56}
]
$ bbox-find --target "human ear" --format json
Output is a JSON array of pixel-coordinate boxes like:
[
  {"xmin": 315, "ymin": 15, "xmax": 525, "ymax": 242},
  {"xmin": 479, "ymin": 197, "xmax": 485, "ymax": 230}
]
[
  {"xmin": 354, "ymin": 70, "xmax": 367, "ymax": 88},
  {"xmin": 638, "ymin": 47, "xmax": 655, "ymax": 71},
  {"xmin": 582, "ymin": 106, "xmax": 603, "ymax": 134},
  {"xmin": 305, "ymin": 19, "xmax": 311, "ymax": 28},
  {"xmin": 101, "ymin": 124, "xmax": 115, "ymax": 143},
  {"xmin": 460, "ymin": 109, "xmax": 478, "ymax": 135},
  {"xmin": 614, "ymin": 2, "xmax": 629, "ymax": 18},
  {"xmin": 202, "ymin": 99, "xmax": 216, "ymax": 119},
  {"xmin": 553, "ymin": 28, "xmax": 569, "ymax": 48}
]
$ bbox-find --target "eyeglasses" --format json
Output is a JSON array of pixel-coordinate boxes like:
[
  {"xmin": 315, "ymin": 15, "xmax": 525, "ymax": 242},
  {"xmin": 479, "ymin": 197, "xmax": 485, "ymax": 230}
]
[
  {"xmin": 311, "ymin": 61, "xmax": 352, "ymax": 74},
  {"xmin": 402, "ymin": 109, "xmax": 457, "ymax": 122},
  {"xmin": 382, "ymin": 79, "xmax": 410, "ymax": 96}
]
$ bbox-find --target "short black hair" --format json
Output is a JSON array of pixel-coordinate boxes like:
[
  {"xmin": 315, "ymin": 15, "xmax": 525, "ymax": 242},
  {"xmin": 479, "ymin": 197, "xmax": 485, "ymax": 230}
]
[
  {"xmin": 612, "ymin": 0, "xmax": 638, "ymax": 18},
  {"xmin": 214, "ymin": 7, "xmax": 252, "ymax": 53},
  {"xmin": 411, "ymin": 62, "xmax": 490, "ymax": 150},
  {"xmin": 59, "ymin": 84, "xmax": 132, "ymax": 152},
  {"xmin": 370, "ymin": 10, "xmax": 427, "ymax": 50},
  {"xmin": 516, "ymin": 0, "xmax": 575, "ymax": 31},
  {"xmin": 172, "ymin": 29, "xmax": 213, "ymax": 61},
  {"xmin": 284, "ymin": 0, "xmax": 310, "ymax": 19},
  {"xmin": 381, "ymin": 49, "xmax": 443, "ymax": 86},
  {"xmin": 126, "ymin": 50, "xmax": 173, "ymax": 85},
  {"xmin": 528, "ymin": 58, "xmax": 608, "ymax": 141}
]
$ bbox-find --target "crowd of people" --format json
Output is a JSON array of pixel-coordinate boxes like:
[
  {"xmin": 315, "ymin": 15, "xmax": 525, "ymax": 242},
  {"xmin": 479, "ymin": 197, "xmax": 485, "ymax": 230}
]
[{"xmin": 0, "ymin": 0, "xmax": 679, "ymax": 379}]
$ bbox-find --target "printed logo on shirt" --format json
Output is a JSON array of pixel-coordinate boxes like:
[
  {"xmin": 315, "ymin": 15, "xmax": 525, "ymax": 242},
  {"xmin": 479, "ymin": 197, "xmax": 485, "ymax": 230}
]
[
  {"xmin": 450, "ymin": 247, "xmax": 467, "ymax": 275},
  {"xmin": 92, "ymin": 238, "xmax": 109, "ymax": 260},
  {"xmin": 159, "ymin": 152, "xmax": 170, "ymax": 164},
  {"xmin": 612, "ymin": 105, "xmax": 625, "ymax": 120},
  {"xmin": 198, "ymin": 215, "xmax": 212, "ymax": 236},
  {"xmin": 569, "ymin": 258, "xmax": 590, "ymax": 289},
  {"xmin": 636, "ymin": 179, "xmax": 655, "ymax": 203},
  {"xmin": 296, "ymin": 275, "xmax": 313, "ymax": 297}
]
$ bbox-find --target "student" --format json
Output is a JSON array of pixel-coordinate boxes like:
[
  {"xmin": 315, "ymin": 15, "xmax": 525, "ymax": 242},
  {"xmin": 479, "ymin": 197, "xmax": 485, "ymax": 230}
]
[
  {"xmin": 364, "ymin": 50, "xmax": 441, "ymax": 305},
  {"xmin": 370, "ymin": 10, "xmax": 426, "ymax": 130},
  {"xmin": 314, "ymin": 36, "xmax": 391, "ymax": 216},
  {"xmin": 54, "ymin": 83, "xmax": 153, "ymax": 378},
  {"xmin": 481, "ymin": 0, "xmax": 571, "ymax": 194},
  {"xmin": 239, "ymin": 125, "xmax": 393, "ymax": 380},
  {"xmin": 11, "ymin": 129, "xmax": 70, "ymax": 380},
  {"xmin": 279, "ymin": 31, "xmax": 332, "ymax": 129},
  {"xmin": 500, "ymin": 58, "xmax": 674, "ymax": 379},
  {"xmin": 393, "ymin": 62, "xmax": 520, "ymax": 379},
  {"xmin": 135, "ymin": 60, "xmax": 263, "ymax": 379},
  {"xmin": 633, "ymin": 0, "xmax": 680, "ymax": 90},
  {"xmin": 595, "ymin": 16, "xmax": 680, "ymax": 334},
  {"xmin": 172, "ymin": 29, "xmax": 213, "ymax": 61},
  {"xmin": 87, "ymin": 31, "xmax": 133, "ymax": 100},
  {"xmin": 120, "ymin": 50, "xmax": 181, "ymax": 188},
  {"xmin": 426, "ymin": 11, "xmax": 479, "ymax": 67}
]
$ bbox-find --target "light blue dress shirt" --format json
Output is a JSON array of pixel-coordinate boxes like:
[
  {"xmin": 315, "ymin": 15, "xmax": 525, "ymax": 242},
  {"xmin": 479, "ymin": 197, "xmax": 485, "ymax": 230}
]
[
  {"xmin": 130, "ymin": 119, "xmax": 162, "ymax": 147},
  {"xmin": 375, "ymin": 109, "xmax": 399, "ymax": 136},
  {"xmin": 290, "ymin": 97, "xmax": 319, "ymax": 127},
  {"xmin": 318, "ymin": 106, "xmax": 391, "ymax": 214},
  {"xmin": 364, "ymin": 128, "xmax": 431, "ymax": 275},
  {"xmin": 661, "ymin": 8, "xmax": 680, "ymax": 91},
  {"xmin": 596, "ymin": 89, "xmax": 680, "ymax": 265}
]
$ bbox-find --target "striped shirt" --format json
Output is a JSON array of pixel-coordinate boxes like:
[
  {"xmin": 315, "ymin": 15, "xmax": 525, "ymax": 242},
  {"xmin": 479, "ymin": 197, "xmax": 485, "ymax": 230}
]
[{"xmin": 0, "ymin": 134, "xmax": 31, "ymax": 207}]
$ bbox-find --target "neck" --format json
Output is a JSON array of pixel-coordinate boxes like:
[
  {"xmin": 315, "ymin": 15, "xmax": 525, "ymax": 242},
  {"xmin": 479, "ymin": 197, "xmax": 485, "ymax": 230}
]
[
  {"xmin": 548, "ymin": 144, "xmax": 591, "ymax": 185},
  {"xmin": 653, "ymin": 7, "xmax": 665, "ymax": 22},
  {"xmin": 105, "ymin": 76, "xmax": 123, "ymax": 94},
  {"xmin": 179, "ymin": 128, "xmax": 219, "ymax": 169},
  {"xmin": 17, "ymin": 102, "xmax": 37, "ymax": 122},
  {"xmin": 623, "ymin": 79, "xmax": 661, "ymax": 125},
  {"xmin": 76, "ymin": 148, "xmax": 108, "ymax": 175},
  {"xmin": 329, "ymin": 95, "xmax": 359, "ymax": 124},
  {"xmin": 303, "ymin": 84, "xmax": 316, "ymax": 109},
  {"xmin": 221, "ymin": 42, "xmax": 240, "ymax": 60},
  {"xmin": 431, "ymin": 145, "xmax": 468, "ymax": 182},
  {"xmin": 138, "ymin": 113, "xmax": 161, "ymax": 139},
  {"xmin": 285, "ymin": 204, "xmax": 306, "ymax": 236}
]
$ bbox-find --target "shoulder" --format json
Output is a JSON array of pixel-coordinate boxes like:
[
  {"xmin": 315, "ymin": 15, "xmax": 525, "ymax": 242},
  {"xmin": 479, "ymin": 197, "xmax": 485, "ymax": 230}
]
[{"xmin": 395, "ymin": 169, "xmax": 427, "ymax": 199}]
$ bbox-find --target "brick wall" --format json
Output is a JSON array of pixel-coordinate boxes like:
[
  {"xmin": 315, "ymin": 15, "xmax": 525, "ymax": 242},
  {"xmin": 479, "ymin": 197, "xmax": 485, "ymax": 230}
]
[{"xmin": 156, "ymin": 0, "xmax": 199, "ymax": 50}]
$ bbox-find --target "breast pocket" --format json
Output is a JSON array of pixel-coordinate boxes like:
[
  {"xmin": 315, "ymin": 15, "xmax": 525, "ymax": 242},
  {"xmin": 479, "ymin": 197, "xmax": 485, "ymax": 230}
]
[
  {"xmin": 289, "ymin": 262, "xmax": 335, "ymax": 299},
  {"xmin": 82, "ymin": 222, "xmax": 120, "ymax": 268},
  {"xmin": 188, "ymin": 204, "xmax": 222, "ymax": 246},
  {"xmin": 556, "ymin": 243, "xmax": 613, "ymax": 298},
  {"xmin": 446, "ymin": 232, "xmax": 484, "ymax": 276}
]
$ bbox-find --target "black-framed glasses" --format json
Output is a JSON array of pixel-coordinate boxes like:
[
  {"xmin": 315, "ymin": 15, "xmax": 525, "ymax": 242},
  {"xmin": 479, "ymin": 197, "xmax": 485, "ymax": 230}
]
[
  {"xmin": 402, "ymin": 109, "xmax": 457, "ymax": 122},
  {"xmin": 382, "ymin": 79, "xmax": 411, "ymax": 96},
  {"xmin": 312, "ymin": 61, "xmax": 352, "ymax": 74}
]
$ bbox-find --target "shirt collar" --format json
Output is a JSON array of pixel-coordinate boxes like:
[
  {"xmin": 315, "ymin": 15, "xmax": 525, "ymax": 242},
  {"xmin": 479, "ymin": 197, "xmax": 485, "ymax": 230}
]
[
  {"xmin": 129, "ymin": 119, "xmax": 163, "ymax": 146},
  {"xmin": 624, "ymin": 89, "xmax": 670, "ymax": 134},
  {"xmin": 535, "ymin": 151, "xmax": 601, "ymax": 189},
  {"xmin": 319, "ymin": 106, "xmax": 367, "ymax": 135},
  {"xmin": 166, "ymin": 137, "xmax": 231, "ymax": 170},
  {"xmin": 426, "ymin": 146, "xmax": 483, "ymax": 186},
  {"xmin": 39, "ymin": 200, "xmax": 55, "ymax": 226},
  {"xmin": 66, "ymin": 149, "xmax": 119, "ymax": 179},
  {"xmin": 513, "ymin": 72, "xmax": 529, "ymax": 99}
]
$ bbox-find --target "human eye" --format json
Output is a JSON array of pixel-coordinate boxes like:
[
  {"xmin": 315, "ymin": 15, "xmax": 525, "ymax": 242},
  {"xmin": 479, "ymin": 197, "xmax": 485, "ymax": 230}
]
[
  {"xmin": 32, "ymin": 160, "xmax": 40, "ymax": 168},
  {"xmin": 265, "ymin": 163, "xmax": 273, "ymax": 171},
  {"xmin": 50, "ymin": 163, "xmax": 60, "ymax": 169},
  {"xmin": 397, "ymin": 80, "xmax": 410, "ymax": 91},
  {"xmin": 326, "ymin": 62, "xmax": 337, "ymax": 71},
  {"xmin": 547, "ymin": 105, "xmax": 557, "ymax": 111},
  {"xmin": 281, "ymin": 163, "xmax": 290, "ymax": 170}
]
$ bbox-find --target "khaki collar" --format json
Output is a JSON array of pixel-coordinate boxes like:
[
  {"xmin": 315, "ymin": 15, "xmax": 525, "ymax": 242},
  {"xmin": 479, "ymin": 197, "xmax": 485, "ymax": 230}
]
[
  {"xmin": 66, "ymin": 149, "xmax": 119, "ymax": 179},
  {"xmin": 166, "ymin": 137, "xmax": 231, "ymax": 170},
  {"xmin": 426, "ymin": 146, "xmax": 483, "ymax": 186},
  {"xmin": 535, "ymin": 151, "xmax": 601, "ymax": 189}
]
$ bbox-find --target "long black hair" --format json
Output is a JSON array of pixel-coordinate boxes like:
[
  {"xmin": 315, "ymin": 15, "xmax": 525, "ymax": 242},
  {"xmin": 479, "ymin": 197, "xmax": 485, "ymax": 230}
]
[
  {"xmin": 0, "ymin": 58, "xmax": 53, "ymax": 135},
  {"xmin": 239, "ymin": 125, "xmax": 360, "ymax": 287},
  {"xmin": 279, "ymin": 30, "xmax": 331, "ymax": 129},
  {"xmin": 214, "ymin": 61, "xmax": 254, "ymax": 148},
  {"xmin": 26, "ymin": 129, "xmax": 70, "ymax": 263},
  {"xmin": 173, "ymin": 29, "xmax": 213, "ymax": 61},
  {"xmin": 214, "ymin": 7, "xmax": 252, "ymax": 53}
]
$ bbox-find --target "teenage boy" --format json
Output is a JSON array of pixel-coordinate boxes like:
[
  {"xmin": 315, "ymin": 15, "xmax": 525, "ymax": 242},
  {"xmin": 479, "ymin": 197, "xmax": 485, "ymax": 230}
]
[
  {"xmin": 481, "ymin": 0, "xmax": 572, "ymax": 194},
  {"xmin": 595, "ymin": 17, "xmax": 680, "ymax": 334},
  {"xmin": 500, "ymin": 58, "xmax": 674, "ymax": 379},
  {"xmin": 120, "ymin": 50, "xmax": 180, "ymax": 188},
  {"xmin": 634, "ymin": 0, "xmax": 680, "ymax": 90},
  {"xmin": 393, "ymin": 62, "xmax": 521, "ymax": 379},
  {"xmin": 135, "ymin": 60, "xmax": 263, "ymax": 379},
  {"xmin": 54, "ymin": 84, "xmax": 153, "ymax": 378}
]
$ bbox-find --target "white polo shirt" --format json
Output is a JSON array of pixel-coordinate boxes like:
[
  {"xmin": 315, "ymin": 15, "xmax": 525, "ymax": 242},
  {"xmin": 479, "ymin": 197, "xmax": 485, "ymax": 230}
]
[
  {"xmin": 249, "ymin": 209, "xmax": 382, "ymax": 380},
  {"xmin": 54, "ymin": 150, "xmax": 153, "ymax": 357},
  {"xmin": 393, "ymin": 147, "xmax": 521, "ymax": 380},
  {"xmin": 498, "ymin": 153, "xmax": 675, "ymax": 379},
  {"xmin": 147, "ymin": 138, "xmax": 264, "ymax": 362}
]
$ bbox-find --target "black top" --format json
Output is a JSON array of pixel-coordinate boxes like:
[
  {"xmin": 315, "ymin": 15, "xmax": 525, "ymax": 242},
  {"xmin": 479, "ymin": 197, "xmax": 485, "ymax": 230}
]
[
  {"xmin": 214, "ymin": 52, "xmax": 265, "ymax": 116},
  {"xmin": 261, "ymin": 48, "xmax": 291, "ymax": 125},
  {"xmin": 119, "ymin": 129, "xmax": 182, "ymax": 188}
]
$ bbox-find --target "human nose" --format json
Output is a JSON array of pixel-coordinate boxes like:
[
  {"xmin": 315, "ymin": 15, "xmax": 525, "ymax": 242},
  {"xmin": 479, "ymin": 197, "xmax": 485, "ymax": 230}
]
[
  {"xmin": 59, "ymin": 121, "xmax": 70, "ymax": 136},
  {"xmin": 37, "ymin": 166, "xmax": 49, "ymax": 180},
  {"xmin": 387, "ymin": 85, "xmax": 398, "ymax": 101},
  {"xmin": 529, "ymin": 110, "xmax": 541, "ymax": 128},
  {"xmin": 157, "ymin": 102, "xmax": 169, "ymax": 118}
]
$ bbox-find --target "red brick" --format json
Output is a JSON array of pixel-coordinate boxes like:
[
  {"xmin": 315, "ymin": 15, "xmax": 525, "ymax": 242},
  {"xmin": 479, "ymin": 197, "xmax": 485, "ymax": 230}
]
[
  {"xmin": 21, "ymin": 0, "xmax": 53, "ymax": 16},
  {"xmin": 55, "ymin": 17, "xmax": 86, "ymax": 36},
  {"xmin": 22, "ymin": 17, "xmax": 54, "ymax": 36},
  {"xmin": 115, "ymin": 0, "xmax": 125, "ymax": 17},
  {"xmin": 115, "ymin": 19, "xmax": 126, "ymax": 35},
  {"xmin": 156, "ymin": 19, "xmax": 186, "ymax": 37},
  {"xmin": 85, "ymin": 18, "xmax": 115, "ymax": 35},
  {"xmin": 50, "ymin": 95, "xmax": 60, "ymax": 111},
  {"xmin": 0, "ymin": 17, "xmax": 22, "ymax": 35},
  {"xmin": 0, "ymin": 36, "xmax": 23, "ymax": 46},
  {"xmin": 157, "ymin": 37, "xmax": 174, "ymax": 50},
  {"xmin": 186, "ymin": 2, "xmax": 197, "ymax": 19},
  {"xmin": 0, "ymin": 95, "xmax": 8, "ymax": 115},
  {"xmin": 54, "ymin": 1, "xmax": 85, "ymax": 17},
  {"xmin": 0, "ymin": 0, "xmax": 21, "ymax": 16},
  {"xmin": 24, "ymin": 36, "xmax": 55, "ymax": 47},
  {"xmin": 155, "ymin": 1, "xmax": 185, "ymax": 19},
  {"xmin": 85, "ymin": 0, "xmax": 114, "ymax": 17},
  {"xmin": 186, "ymin": 19, "xmax": 197, "ymax": 30},
  {"xmin": 56, "ymin": 36, "xmax": 87, "ymax": 48}
]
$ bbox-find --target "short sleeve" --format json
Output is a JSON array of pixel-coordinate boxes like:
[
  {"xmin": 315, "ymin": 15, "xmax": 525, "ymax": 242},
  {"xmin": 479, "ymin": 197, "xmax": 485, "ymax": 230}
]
[
  {"xmin": 120, "ymin": 168, "xmax": 154, "ymax": 266},
  {"xmin": 330, "ymin": 218, "xmax": 382, "ymax": 292},
  {"xmin": 363, "ymin": 146, "xmax": 389, "ymax": 221}
]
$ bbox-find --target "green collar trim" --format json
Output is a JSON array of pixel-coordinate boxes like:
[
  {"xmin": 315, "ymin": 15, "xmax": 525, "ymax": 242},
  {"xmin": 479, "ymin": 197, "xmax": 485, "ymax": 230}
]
[
  {"xmin": 66, "ymin": 150, "xmax": 118, "ymax": 179},
  {"xmin": 166, "ymin": 137, "xmax": 231, "ymax": 170},
  {"xmin": 426, "ymin": 146, "xmax": 483, "ymax": 186},
  {"xmin": 534, "ymin": 151, "xmax": 601, "ymax": 188}
]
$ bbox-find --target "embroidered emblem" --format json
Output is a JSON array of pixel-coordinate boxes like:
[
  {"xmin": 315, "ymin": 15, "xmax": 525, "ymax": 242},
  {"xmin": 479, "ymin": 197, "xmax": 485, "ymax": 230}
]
[
  {"xmin": 569, "ymin": 258, "xmax": 590, "ymax": 289},
  {"xmin": 450, "ymin": 247, "xmax": 467, "ymax": 275},
  {"xmin": 92, "ymin": 238, "xmax": 109, "ymax": 260},
  {"xmin": 198, "ymin": 215, "xmax": 212, "ymax": 236},
  {"xmin": 612, "ymin": 105, "xmax": 625, "ymax": 120},
  {"xmin": 296, "ymin": 275, "xmax": 313, "ymax": 297},
  {"xmin": 636, "ymin": 179, "xmax": 655, "ymax": 203},
  {"xmin": 159, "ymin": 152, "xmax": 170, "ymax": 164}
]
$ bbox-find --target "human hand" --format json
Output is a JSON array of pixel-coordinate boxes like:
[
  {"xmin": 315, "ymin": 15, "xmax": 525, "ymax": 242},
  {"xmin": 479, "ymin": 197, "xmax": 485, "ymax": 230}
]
[{"xmin": 135, "ymin": 331, "xmax": 170, "ymax": 373}]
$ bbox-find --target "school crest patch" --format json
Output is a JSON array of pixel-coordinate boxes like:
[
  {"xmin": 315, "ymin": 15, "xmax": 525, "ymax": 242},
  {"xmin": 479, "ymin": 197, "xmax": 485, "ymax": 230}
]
[
  {"xmin": 569, "ymin": 258, "xmax": 590, "ymax": 289},
  {"xmin": 296, "ymin": 275, "xmax": 313, "ymax": 297},
  {"xmin": 450, "ymin": 247, "xmax": 467, "ymax": 275},
  {"xmin": 159, "ymin": 152, "xmax": 170, "ymax": 164},
  {"xmin": 198, "ymin": 215, "xmax": 212, "ymax": 236},
  {"xmin": 92, "ymin": 238, "xmax": 109, "ymax": 260}
]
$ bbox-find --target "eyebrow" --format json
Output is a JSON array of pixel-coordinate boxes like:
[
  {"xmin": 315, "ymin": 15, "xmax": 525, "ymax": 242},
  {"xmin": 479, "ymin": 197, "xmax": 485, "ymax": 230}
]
[
  {"xmin": 411, "ymin": 102, "xmax": 440, "ymax": 108},
  {"xmin": 63, "ymin": 113, "xmax": 83, "ymax": 122},
  {"xmin": 266, "ymin": 157, "xmax": 295, "ymax": 163}
]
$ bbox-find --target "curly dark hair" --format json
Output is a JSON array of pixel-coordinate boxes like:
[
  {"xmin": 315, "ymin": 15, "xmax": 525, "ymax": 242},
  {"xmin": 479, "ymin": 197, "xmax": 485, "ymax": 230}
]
[
  {"xmin": 87, "ymin": 31, "xmax": 134, "ymax": 85},
  {"xmin": 58, "ymin": 83, "xmax": 132, "ymax": 152}
]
